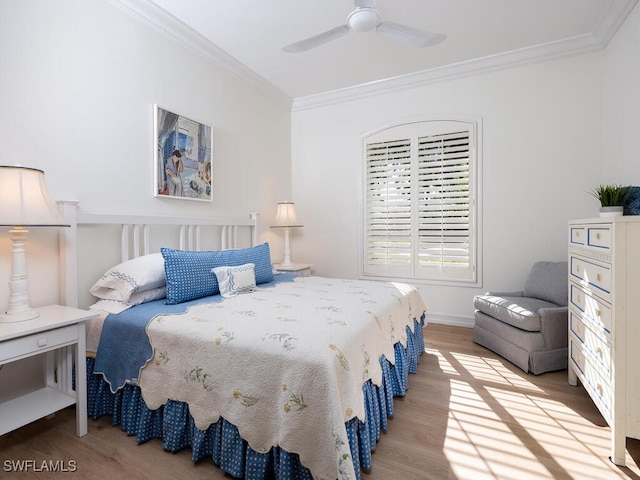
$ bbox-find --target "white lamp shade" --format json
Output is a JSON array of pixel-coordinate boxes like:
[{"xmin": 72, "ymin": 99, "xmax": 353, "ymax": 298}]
[
  {"xmin": 271, "ymin": 201, "xmax": 303, "ymax": 228},
  {"xmin": 0, "ymin": 166, "xmax": 68, "ymax": 227}
]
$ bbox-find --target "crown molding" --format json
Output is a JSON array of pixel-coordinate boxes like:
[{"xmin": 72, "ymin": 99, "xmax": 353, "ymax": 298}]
[
  {"xmin": 104, "ymin": 0, "xmax": 292, "ymax": 108},
  {"xmin": 592, "ymin": 0, "xmax": 639, "ymax": 45},
  {"xmin": 292, "ymin": 33, "xmax": 603, "ymax": 111}
]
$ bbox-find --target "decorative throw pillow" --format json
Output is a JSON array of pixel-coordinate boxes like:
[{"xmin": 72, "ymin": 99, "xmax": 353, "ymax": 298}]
[
  {"xmin": 89, "ymin": 253, "xmax": 166, "ymax": 302},
  {"xmin": 212, "ymin": 263, "xmax": 256, "ymax": 298},
  {"xmin": 162, "ymin": 242, "xmax": 273, "ymax": 304},
  {"xmin": 624, "ymin": 186, "xmax": 640, "ymax": 216}
]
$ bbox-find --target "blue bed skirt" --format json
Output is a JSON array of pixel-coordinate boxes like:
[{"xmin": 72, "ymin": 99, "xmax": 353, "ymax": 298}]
[{"xmin": 86, "ymin": 315, "xmax": 425, "ymax": 480}]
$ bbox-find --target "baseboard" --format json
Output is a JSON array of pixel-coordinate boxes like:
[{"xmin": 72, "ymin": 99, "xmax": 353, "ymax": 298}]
[{"xmin": 425, "ymin": 312, "xmax": 474, "ymax": 328}]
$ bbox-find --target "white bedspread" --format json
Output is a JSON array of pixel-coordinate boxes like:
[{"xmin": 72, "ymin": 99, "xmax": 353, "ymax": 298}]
[{"xmin": 139, "ymin": 276, "xmax": 426, "ymax": 480}]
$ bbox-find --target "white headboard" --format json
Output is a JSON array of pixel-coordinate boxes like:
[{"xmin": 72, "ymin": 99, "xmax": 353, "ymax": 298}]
[{"xmin": 58, "ymin": 201, "xmax": 258, "ymax": 309}]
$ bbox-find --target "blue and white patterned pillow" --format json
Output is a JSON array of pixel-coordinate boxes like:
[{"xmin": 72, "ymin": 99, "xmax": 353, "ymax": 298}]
[
  {"xmin": 162, "ymin": 242, "xmax": 273, "ymax": 304},
  {"xmin": 212, "ymin": 263, "xmax": 256, "ymax": 298},
  {"xmin": 624, "ymin": 186, "xmax": 640, "ymax": 216}
]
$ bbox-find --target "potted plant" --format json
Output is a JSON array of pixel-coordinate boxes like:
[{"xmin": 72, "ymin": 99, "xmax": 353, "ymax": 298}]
[{"xmin": 589, "ymin": 184, "xmax": 631, "ymax": 217}]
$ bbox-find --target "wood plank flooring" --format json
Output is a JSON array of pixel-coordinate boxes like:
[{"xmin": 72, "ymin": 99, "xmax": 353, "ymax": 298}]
[{"xmin": 1, "ymin": 323, "xmax": 639, "ymax": 479}]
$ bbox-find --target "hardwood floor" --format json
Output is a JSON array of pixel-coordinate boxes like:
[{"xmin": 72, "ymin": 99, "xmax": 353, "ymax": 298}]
[{"xmin": 2, "ymin": 323, "xmax": 640, "ymax": 479}]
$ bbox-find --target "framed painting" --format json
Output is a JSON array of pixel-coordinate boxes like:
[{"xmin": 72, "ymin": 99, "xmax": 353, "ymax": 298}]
[{"xmin": 154, "ymin": 105, "xmax": 212, "ymax": 202}]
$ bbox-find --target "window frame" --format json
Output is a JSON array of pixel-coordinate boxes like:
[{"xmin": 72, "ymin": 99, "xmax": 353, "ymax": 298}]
[{"xmin": 359, "ymin": 116, "xmax": 482, "ymax": 287}]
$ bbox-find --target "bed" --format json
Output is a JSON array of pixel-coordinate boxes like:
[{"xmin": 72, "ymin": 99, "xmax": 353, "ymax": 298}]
[{"xmin": 59, "ymin": 202, "xmax": 427, "ymax": 480}]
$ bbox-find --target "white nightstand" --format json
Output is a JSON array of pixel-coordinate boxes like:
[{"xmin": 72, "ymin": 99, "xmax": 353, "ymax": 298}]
[
  {"xmin": 0, "ymin": 305, "xmax": 97, "ymax": 437},
  {"xmin": 273, "ymin": 263, "xmax": 313, "ymax": 277}
]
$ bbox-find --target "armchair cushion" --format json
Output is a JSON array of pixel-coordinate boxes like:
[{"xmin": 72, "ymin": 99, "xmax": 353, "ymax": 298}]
[{"xmin": 473, "ymin": 295, "xmax": 558, "ymax": 332}]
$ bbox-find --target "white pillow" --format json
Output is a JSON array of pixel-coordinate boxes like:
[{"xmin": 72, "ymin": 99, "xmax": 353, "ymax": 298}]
[
  {"xmin": 211, "ymin": 263, "xmax": 256, "ymax": 298},
  {"xmin": 89, "ymin": 286, "xmax": 167, "ymax": 314},
  {"xmin": 90, "ymin": 253, "xmax": 165, "ymax": 302}
]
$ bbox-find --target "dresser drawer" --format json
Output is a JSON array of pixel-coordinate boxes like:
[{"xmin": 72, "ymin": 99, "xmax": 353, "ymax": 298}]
[
  {"xmin": 570, "ymin": 224, "xmax": 613, "ymax": 251},
  {"xmin": 570, "ymin": 256, "xmax": 612, "ymax": 296},
  {"xmin": 569, "ymin": 310, "xmax": 611, "ymax": 375},
  {"xmin": 570, "ymin": 226, "xmax": 587, "ymax": 246},
  {"xmin": 0, "ymin": 325, "xmax": 79, "ymax": 364},
  {"xmin": 569, "ymin": 282, "xmax": 612, "ymax": 336},
  {"xmin": 570, "ymin": 335, "xmax": 612, "ymax": 422},
  {"xmin": 588, "ymin": 227, "xmax": 612, "ymax": 250}
]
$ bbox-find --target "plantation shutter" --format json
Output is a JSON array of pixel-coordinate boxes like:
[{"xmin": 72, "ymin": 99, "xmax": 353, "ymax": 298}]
[
  {"xmin": 363, "ymin": 120, "xmax": 477, "ymax": 283},
  {"xmin": 364, "ymin": 135, "xmax": 413, "ymax": 277},
  {"xmin": 416, "ymin": 128, "xmax": 473, "ymax": 280}
]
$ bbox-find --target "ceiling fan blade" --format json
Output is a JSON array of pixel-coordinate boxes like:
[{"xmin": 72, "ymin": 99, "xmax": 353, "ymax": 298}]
[
  {"xmin": 282, "ymin": 25, "xmax": 350, "ymax": 53},
  {"xmin": 354, "ymin": 0, "xmax": 376, "ymax": 8},
  {"xmin": 377, "ymin": 20, "xmax": 446, "ymax": 48}
]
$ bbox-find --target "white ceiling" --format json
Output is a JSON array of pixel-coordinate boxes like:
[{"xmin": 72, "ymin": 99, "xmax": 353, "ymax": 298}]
[{"xmin": 114, "ymin": 0, "xmax": 637, "ymax": 105}]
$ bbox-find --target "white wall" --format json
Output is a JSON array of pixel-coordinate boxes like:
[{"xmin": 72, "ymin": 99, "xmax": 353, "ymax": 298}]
[
  {"xmin": 291, "ymin": 53, "xmax": 604, "ymax": 326},
  {"xmin": 602, "ymin": 2, "xmax": 640, "ymax": 184},
  {"xmin": 0, "ymin": 0, "xmax": 292, "ymax": 311}
]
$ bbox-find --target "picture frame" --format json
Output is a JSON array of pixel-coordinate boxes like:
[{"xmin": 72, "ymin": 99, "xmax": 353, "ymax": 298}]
[{"xmin": 154, "ymin": 105, "xmax": 212, "ymax": 202}]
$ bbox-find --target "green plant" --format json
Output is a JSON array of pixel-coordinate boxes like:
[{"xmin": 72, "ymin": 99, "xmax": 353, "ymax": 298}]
[{"xmin": 589, "ymin": 184, "xmax": 631, "ymax": 207}]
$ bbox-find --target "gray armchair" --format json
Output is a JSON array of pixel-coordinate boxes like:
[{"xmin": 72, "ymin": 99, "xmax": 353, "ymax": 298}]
[{"xmin": 473, "ymin": 261, "xmax": 568, "ymax": 375}]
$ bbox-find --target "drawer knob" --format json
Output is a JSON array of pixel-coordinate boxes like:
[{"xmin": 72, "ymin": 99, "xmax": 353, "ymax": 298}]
[
  {"xmin": 597, "ymin": 384, "xmax": 604, "ymax": 396},
  {"xmin": 596, "ymin": 347, "xmax": 603, "ymax": 358},
  {"xmin": 38, "ymin": 337, "xmax": 48, "ymax": 347},
  {"xmin": 596, "ymin": 273, "xmax": 601, "ymax": 282},
  {"xmin": 595, "ymin": 309, "xmax": 601, "ymax": 318},
  {"xmin": 596, "ymin": 233, "xmax": 601, "ymax": 240}
]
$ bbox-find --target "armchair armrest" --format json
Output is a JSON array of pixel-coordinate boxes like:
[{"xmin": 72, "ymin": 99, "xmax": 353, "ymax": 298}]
[
  {"xmin": 483, "ymin": 290, "xmax": 524, "ymax": 297},
  {"xmin": 539, "ymin": 306, "xmax": 568, "ymax": 349}
]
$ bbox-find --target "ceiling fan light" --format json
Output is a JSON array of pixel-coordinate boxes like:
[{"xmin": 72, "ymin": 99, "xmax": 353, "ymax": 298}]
[{"xmin": 347, "ymin": 9, "xmax": 379, "ymax": 32}]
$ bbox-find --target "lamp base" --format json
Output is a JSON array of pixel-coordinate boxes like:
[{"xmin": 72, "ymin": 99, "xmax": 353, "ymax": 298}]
[
  {"xmin": 2, "ymin": 227, "xmax": 39, "ymax": 323},
  {"xmin": 0, "ymin": 309, "xmax": 39, "ymax": 323}
]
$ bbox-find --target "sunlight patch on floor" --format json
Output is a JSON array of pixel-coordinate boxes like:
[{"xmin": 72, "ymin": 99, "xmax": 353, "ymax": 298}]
[
  {"xmin": 439, "ymin": 349, "xmax": 631, "ymax": 479},
  {"xmin": 427, "ymin": 347, "xmax": 545, "ymax": 393},
  {"xmin": 444, "ymin": 410, "xmax": 558, "ymax": 479},
  {"xmin": 485, "ymin": 386, "xmax": 620, "ymax": 475}
]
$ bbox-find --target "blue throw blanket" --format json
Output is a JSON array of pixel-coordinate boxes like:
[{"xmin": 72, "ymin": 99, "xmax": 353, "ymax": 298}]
[{"xmin": 93, "ymin": 273, "xmax": 295, "ymax": 392}]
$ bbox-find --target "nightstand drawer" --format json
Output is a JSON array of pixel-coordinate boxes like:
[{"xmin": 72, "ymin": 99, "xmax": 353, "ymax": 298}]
[{"xmin": 0, "ymin": 325, "xmax": 79, "ymax": 364}]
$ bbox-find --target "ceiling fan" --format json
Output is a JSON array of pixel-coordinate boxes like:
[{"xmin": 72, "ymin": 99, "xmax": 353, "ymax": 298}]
[{"xmin": 282, "ymin": 0, "xmax": 446, "ymax": 53}]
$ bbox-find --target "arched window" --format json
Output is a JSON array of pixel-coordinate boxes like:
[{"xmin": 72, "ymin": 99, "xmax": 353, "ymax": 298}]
[{"xmin": 362, "ymin": 118, "xmax": 481, "ymax": 285}]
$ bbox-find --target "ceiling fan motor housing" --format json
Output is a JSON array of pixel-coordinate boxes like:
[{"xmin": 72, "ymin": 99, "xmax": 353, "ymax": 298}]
[{"xmin": 347, "ymin": 8, "xmax": 380, "ymax": 32}]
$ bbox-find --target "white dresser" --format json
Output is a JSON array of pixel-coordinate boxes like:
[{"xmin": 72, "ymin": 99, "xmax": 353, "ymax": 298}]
[{"xmin": 568, "ymin": 217, "xmax": 640, "ymax": 466}]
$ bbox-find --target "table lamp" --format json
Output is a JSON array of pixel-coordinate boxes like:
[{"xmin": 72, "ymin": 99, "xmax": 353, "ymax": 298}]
[
  {"xmin": 0, "ymin": 166, "xmax": 69, "ymax": 322},
  {"xmin": 270, "ymin": 201, "xmax": 303, "ymax": 267}
]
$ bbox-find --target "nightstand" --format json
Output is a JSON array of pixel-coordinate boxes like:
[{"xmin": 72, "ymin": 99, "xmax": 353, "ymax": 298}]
[
  {"xmin": 0, "ymin": 305, "xmax": 97, "ymax": 437},
  {"xmin": 273, "ymin": 263, "xmax": 313, "ymax": 276}
]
